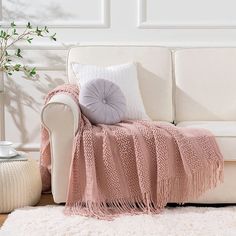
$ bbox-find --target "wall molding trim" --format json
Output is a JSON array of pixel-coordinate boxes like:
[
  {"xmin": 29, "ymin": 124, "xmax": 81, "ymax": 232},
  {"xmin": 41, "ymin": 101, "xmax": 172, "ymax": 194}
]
[
  {"xmin": 0, "ymin": 71, "xmax": 5, "ymax": 140},
  {"xmin": 60, "ymin": 42, "xmax": 236, "ymax": 48},
  {"xmin": 1, "ymin": 0, "xmax": 110, "ymax": 28},
  {"xmin": 10, "ymin": 41, "xmax": 236, "ymax": 50},
  {"xmin": 28, "ymin": 65, "xmax": 66, "ymax": 71},
  {"xmin": 0, "ymin": 92, "xmax": 5, "ymax": 140},
  {"xmin": 137, "ymin": 0, "xmax": 236, "ymax": 29},
  {"xmin": 6, "ymin": 41, "xmax": 193, "ymax": 51},
  {"xmin": 8, "ymin": 42, "xmax": 78, "ymax": 50}
]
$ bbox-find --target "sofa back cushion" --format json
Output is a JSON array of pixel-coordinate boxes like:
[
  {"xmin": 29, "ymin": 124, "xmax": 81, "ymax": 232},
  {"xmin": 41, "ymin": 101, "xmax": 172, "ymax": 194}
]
[
  {"xmin": 175, "ymin": 48, "xmax": 236, "ymax": 122},
  {"xmin": 67, "ymin": 46, "xmax": 173, "ymax": 122}
]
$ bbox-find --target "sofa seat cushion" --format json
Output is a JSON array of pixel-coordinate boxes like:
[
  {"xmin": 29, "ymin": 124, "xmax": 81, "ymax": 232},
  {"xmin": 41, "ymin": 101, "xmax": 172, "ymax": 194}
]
[{"xmin": 176, "ymin": 121, "xmax": 236, "ymax": 161}]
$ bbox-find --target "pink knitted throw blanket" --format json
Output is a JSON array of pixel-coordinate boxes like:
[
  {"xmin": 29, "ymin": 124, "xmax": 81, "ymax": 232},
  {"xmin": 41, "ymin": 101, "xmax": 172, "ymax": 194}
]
[{"xmin": 40, "ymin": 84, "xmax": 224, "ymax": 219}]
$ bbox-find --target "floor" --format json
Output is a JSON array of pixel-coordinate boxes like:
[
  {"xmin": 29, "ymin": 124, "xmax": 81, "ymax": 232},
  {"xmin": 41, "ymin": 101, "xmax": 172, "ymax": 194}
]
[{"xmin": 0, "ymin": 193, "xmax": 56, "ymax": 227}]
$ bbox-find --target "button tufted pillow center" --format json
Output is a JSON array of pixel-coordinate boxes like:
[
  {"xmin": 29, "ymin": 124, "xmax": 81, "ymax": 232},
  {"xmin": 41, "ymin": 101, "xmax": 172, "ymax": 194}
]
[{"xmin": 79, "ymin": 79, "xmax": 127, "ymax": 125}]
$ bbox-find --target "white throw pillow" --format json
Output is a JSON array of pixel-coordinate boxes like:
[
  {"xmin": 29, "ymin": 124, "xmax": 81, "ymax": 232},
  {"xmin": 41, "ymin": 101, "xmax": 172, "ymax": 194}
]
[{"xmin": 72, "ymin": 62, "xmax": 149, "ymax": 120}]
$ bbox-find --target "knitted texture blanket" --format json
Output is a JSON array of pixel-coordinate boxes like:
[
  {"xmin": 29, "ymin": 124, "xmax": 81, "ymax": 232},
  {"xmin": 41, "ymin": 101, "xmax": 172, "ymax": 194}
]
[{"xmin": 40, "ymin": 84, "xmax": 224, "ymax": 219}]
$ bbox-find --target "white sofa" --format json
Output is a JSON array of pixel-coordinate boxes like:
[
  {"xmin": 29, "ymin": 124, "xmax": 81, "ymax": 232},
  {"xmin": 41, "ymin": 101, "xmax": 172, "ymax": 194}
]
[{"xmin": 42, "ymin": 46, "xmax": 236, "ymax": 204}]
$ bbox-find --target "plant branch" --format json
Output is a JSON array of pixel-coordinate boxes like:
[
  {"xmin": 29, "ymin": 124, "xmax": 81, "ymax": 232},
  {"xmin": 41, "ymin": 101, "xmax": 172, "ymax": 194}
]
[{"xmin": 0, "ymin": 22, "xmax": 56, "ymax": 78}]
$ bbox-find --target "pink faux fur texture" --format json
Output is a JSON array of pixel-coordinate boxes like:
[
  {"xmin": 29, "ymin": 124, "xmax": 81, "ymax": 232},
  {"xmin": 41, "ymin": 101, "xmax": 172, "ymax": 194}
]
[{"xmin": 40, "ymin": 84, "xmax": 224, "ymax": 219}]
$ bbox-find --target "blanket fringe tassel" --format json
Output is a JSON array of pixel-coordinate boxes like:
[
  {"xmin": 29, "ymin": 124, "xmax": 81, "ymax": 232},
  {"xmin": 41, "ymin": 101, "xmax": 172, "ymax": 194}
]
[{"xmin": 64, "ymin": 161, "xmax": 223, "ymax": 220}]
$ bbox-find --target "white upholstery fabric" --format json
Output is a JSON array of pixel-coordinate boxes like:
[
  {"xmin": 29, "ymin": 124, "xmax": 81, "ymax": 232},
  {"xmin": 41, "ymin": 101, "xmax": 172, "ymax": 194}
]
[
  {"xmin": 175, "ymin": 48, "xmax": 236, "ymax": 122},
  {"xmin": 41, "ymin": 94, "xmax": 80, "ymax": 203},
  {"xmin": 0, "ymin": 157, "xmax": 42, "ymax": 213},
  {"xmin": 73, "ymin": 63, "xmax": 148, "ymax": 120},
  {"xmin": 68, "ymin": 46, "xmax": 173, "ymax": 122},
  {"xmin": 41, "ymin": 46, "xmax": 236, "ymax": 204},
  {"xmin": 192, "ymin": 162, "xmax": 236, "ymax": 203},
  {"xmin": 177, "ymin": 121, "xmax": 236, "ymax": 161}
]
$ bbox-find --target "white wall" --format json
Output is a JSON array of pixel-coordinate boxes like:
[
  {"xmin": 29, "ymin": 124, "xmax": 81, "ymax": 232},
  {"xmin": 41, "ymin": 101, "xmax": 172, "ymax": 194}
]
[{"xmin": 1, "ymin": 0, "xmax": 236, "ymax": 157}]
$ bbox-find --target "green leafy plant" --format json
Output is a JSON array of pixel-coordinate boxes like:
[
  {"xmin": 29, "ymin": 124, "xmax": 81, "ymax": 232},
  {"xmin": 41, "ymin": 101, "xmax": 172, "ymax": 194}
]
[{"xmin": 0, "ymin": 22, "xmax": 56, "ymax": 77}]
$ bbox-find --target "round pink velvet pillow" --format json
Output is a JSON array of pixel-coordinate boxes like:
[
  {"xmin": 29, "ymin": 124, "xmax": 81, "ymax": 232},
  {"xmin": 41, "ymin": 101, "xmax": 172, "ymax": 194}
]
[{"xmin": 79, "ymin": 79, "xmax": 126, "ymax": 125}]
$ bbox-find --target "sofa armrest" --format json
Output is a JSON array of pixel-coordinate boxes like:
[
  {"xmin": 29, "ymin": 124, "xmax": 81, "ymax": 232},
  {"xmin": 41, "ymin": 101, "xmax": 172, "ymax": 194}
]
[
  {"xmin": 42, "ymin": 93, "xmax": 79, "ymax": 133},
  {"xmin": 41, "ymin": 93, "xmax": 80, "ymax": 203}
]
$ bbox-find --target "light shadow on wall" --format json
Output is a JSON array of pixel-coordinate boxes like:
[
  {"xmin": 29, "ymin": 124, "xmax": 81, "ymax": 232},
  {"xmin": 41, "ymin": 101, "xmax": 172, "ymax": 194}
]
[
  {"xmin": 42, "ymin": 52, "xmax": 66, "ymax": 69},
  {"xmin": 4, "ymin": 77, "xmax": 39, "ymax": 144},
  {"xmin": 4, "ymin": 72, "xmax": 65, "ymax": 146},
  {"xmin": 2, "ymin": 0, "xmax": 76, "ymax": 23}
]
